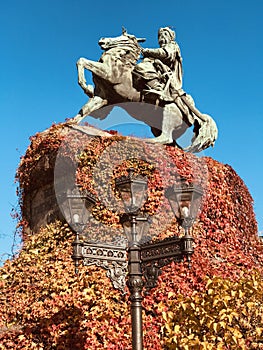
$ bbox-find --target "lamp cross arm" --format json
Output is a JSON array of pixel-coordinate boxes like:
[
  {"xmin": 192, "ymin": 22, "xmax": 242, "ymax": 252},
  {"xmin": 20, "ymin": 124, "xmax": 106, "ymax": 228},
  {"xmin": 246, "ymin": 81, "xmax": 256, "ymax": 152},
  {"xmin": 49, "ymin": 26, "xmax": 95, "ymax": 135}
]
[
  {"xmin": 77, "ymin": 240, "xmax": 128, "ymax": 293},
  {"xmin": 141, "ymin": 236, "xmax": 188, "ymax": 291},
  {"xmin": 140, "ymin": 236, "xmax": 183, "ymax": 264},
  {"xmin": 81, "ymin": 240, "xmax": 127, "ymax": 263}
]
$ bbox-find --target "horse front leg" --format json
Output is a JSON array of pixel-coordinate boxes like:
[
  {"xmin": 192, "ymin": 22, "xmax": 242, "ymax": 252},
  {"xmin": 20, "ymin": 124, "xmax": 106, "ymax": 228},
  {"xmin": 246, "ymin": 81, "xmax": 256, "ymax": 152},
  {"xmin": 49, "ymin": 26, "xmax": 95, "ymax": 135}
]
[
  {"xmin": 70, "ymin": 96, "xmax": 109, "ymax": 124},
  {"xmin": 77, "ymin": 57, "xmax": 110, "ymax": 96},
  {"xmin": 77, "ymin": 57, "xmax": 94, "ymax": 97}
]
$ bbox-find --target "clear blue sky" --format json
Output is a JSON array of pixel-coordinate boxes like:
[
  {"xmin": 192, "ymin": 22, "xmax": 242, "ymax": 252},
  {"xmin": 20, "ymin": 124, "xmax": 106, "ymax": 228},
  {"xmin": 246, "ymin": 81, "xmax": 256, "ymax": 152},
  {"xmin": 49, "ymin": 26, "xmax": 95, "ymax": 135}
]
[{"xmin": 1, "ymin": 0, "xmax": 262, "ymax": 261}]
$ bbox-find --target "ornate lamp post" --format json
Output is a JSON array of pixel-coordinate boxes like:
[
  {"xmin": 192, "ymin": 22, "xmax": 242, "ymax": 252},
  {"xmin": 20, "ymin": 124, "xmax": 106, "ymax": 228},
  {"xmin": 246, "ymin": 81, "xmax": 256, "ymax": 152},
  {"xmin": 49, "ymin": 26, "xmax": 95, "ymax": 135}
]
[
  {"xmin": 114, "ymin": 169, "xmax": 148, "ymax": 350},
  {"xmin": 65, "ymin": 171, "xmax": 203, "ymax": 350}
]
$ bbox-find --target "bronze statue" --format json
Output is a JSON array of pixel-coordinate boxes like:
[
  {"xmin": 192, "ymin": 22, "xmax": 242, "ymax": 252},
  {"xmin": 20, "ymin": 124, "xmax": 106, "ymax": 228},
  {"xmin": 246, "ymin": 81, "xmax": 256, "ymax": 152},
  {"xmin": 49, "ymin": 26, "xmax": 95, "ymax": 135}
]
[{"xmin": 71, "ymin": 27, "xmax": 218, "ymax": 152}]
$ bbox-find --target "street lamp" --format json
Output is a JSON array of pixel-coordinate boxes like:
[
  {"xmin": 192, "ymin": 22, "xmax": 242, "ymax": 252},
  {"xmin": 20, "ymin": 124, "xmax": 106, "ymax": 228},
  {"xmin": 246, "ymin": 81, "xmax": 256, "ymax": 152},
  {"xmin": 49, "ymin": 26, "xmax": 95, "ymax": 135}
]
[
  {"xmin": 115, "ymin": 168, "xmax": 148, "ymax": 214},
  {"xmin": 115, "ymin": 172, "xmax": 203, "ymax": 350},
  {"xmin": 165, "ymin": 178, "xmax": 203, "ymax": 229},
  {"xmin": 165, "ymin": 178, "xmax": 203, "ymax": 268},
  {"xmin": 65, "ymin": 187, "xmax": 96, "ymax": 273},
  {"xmin": 65, "ymin": 171, "xmax": 203, "ymax": 350},
  {"xmin": 115, "ymin": 169, "xmax": 148, "ymax": 350}
]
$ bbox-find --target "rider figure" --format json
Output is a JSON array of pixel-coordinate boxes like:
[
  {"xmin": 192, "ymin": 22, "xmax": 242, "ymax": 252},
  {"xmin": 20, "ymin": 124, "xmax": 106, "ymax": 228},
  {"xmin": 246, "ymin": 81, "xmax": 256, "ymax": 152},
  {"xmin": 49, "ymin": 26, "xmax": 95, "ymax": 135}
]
[
  {"xmin": 134, "ymin": 26, "xmax": 208, "ymax": 127},
  {"xmin": 134, "ymin": 27, "xmax": 184, "ymax": 100}
]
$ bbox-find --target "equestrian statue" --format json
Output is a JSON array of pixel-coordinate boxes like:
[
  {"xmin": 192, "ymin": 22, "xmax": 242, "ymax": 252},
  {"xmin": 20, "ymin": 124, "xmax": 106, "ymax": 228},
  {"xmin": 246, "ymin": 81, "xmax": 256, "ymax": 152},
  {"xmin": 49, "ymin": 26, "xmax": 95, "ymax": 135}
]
[{"xmin": 70, "ymin": 27, "xmax": 218, "ymax": 153}]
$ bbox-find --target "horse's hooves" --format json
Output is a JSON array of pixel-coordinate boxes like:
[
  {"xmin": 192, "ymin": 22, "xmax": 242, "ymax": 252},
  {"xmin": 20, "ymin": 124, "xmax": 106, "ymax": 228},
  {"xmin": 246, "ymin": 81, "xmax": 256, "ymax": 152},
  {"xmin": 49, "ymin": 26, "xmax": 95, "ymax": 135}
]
[
  {"xmin": 143, "ymin": 137, "xmax": 174, "ymax": 145},
  {"xmin": 68, "ymin": 114, "xmax": 84, "ymax": 124}
]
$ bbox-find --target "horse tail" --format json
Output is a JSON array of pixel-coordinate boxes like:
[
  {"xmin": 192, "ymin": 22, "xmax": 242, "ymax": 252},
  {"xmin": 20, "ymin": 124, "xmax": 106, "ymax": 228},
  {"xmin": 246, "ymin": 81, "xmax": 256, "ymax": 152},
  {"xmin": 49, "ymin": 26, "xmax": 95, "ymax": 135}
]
[{"xmin": 185, "ymin": 114, "xmax": 218, "ymax": 153}]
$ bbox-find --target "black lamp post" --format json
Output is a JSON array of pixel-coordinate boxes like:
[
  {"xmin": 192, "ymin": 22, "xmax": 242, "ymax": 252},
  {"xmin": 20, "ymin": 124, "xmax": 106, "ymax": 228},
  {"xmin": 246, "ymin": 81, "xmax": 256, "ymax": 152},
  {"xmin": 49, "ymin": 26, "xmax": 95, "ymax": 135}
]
[
  {"xmin": 115, "ymin": 169, "xmax": 148, "ymax": 350},
  {"xmin": 66, "ymin": 172, "xmax": 203, "ymax": 350}
]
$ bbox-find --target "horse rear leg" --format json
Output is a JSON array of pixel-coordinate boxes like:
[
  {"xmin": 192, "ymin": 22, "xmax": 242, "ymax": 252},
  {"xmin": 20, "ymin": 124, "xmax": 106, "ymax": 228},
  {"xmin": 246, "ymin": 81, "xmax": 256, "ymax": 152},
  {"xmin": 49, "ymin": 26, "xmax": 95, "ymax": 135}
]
[
  {"xmin": 70, "ymin": 96, "xmax": 109, "ymax": 124},
  {"xmin": 145, "ymin": 103, "xmax": 184, "ymax": 144}
]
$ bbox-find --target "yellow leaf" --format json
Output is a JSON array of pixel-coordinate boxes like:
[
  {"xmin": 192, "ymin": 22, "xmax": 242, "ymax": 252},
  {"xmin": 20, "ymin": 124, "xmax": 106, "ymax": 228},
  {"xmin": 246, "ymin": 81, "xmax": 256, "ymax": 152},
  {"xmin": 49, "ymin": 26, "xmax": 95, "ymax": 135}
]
[
  {"xmin": 1, "ymin": 274, "xmax": 9, "ymax": 280},
  {"xmin": 219, "ymin": 321, "xmax": 226, "ymax": 329},
  {"xmin": 213, "ymin": 323, "xmax": 218, "ymax": 332},
  {"xmin": 246, "ymin": 302, "xmax": 254, "ymax": 308},
  {"xmin": 30, "ymin": 248, "xmax": 39, "ymax": 254},
  {"xmin": 216, "ymin": 342, "xmax": 226, "ymax": 350},
  {"xmin": 230, "ymin": 311, "xmax": 239, "ymax": 321},
  {"xmin": 231, "ymin": 290, "xmax": 237, "ymax": 297},
  {"xmin": 18, "ymin": 335, "xmax": 26, "ymax": 341},
  {"xmin": 168, "ymin": 291, "xmax": 174, "ymax": 298},
  {"xmin": 212, "ymin": 297, "xmax": 219, "ymax": 306},
  {"xmin": 173, "ymin": 325, "xmax": 180, "ymax": 333},
  {"xmin": 206, "ymin": 279, "xmax": 213, "ymax": 288},
  {"xmin": 238, "ymin": 290, "xmax": 245, "ymax": 298},
  {"xmin": 256, "ymin": 327, "xmax": 263, "ymax": 337},
  {"xmin": 181, "ymin": 303, "xmax": 187, "ymax": 311},
  {"xmin": 232, "ymin": 329, "xmax": 243, "ymax": 341},
  {"xmin": 162, "ymin": 311, "xmax": 167, "ymax": 322}
]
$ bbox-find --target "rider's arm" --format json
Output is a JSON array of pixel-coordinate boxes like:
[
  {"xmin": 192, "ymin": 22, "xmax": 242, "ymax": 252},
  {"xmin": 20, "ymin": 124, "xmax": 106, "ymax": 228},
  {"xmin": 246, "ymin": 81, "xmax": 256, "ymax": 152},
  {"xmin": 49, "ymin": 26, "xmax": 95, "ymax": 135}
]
[
  {"xmin": 142, "ymin": 47, "xmax": 168, "ymax": 60},
  {"xmin": 142, "ymin": 42, "xmax": 181, "ymax": 62}
]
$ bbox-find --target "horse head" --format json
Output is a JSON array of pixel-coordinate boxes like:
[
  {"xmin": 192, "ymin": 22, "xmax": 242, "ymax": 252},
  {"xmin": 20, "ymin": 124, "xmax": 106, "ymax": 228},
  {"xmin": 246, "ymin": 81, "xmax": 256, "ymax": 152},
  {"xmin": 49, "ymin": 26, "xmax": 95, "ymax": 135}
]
[{"xmin": 98, "ymin": 29, "xmax": 145, "ymax": 56}]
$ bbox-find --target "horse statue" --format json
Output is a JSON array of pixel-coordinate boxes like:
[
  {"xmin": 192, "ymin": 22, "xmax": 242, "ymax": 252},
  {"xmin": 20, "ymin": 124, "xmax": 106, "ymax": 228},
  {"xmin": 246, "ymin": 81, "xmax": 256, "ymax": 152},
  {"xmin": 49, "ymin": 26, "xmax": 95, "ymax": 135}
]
[{"xmin": 70, "ymin": 28, "xmax": 218, "ymax": 152}]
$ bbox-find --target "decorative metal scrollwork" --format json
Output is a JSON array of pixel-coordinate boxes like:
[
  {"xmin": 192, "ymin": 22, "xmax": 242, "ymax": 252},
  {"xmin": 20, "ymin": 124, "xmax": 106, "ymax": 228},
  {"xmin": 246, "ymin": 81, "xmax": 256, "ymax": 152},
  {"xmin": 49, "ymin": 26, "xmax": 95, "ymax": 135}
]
[
  {"xmin": 141, "ymin": 236, "xmax": 184, "ymax": 290},
  {"xmin": 80, "ymin": 235, "xmax": 186, "ymax": 292},
  {"xmin": 82, "ymin": 241, "xmax": 127, "ymax": 262},
  {"xmin": 143, "ymin": 264, "xmax": 162, "ymax": 290},
  {"xmin": 82, "ymin": 240, "xmax": 128, "ymax": 292},
  {"xmin": 83, "ymin": 258, "xmax": 127, "ymax": 292},
  {"xmin": 141, "ymin": 236, "xmax": 183, "ymax": 263}
]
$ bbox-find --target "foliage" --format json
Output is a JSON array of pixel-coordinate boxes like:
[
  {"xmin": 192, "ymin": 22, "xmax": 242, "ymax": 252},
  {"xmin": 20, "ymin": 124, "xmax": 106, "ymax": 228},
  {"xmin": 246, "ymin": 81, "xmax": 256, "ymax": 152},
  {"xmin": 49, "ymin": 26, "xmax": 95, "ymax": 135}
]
[
  {"xmin": 1, "ymin": 123, "xmax": 262, "ymax": 348},
  {"xmin": 161, "ymin": 273, "xmax": 263, "ymax": 349},
  {"xmin": 0, "ymin": 222, "xmax": 133, "ymax": 349}
]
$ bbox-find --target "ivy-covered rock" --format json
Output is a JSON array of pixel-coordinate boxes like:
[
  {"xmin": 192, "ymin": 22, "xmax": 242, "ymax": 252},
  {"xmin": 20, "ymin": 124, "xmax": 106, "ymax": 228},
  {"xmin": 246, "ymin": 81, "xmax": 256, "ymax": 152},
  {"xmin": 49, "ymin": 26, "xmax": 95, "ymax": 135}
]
[{"xmin": 0, "ymin": 122, "xmax": 262, "ymax": 349}]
